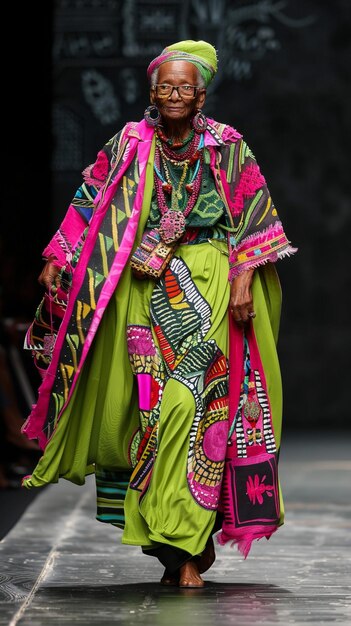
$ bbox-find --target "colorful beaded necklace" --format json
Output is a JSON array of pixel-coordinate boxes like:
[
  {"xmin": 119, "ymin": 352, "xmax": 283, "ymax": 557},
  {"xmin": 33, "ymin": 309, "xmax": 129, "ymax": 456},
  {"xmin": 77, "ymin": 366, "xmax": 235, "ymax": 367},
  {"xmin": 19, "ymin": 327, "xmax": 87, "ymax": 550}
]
[
  {"xmin": 156, "ymin": 125, "xmax": 195, "ymax": 150},
  {"xmin": 154, "ymin": 129, "xmax": 204, "ymax": 244}
]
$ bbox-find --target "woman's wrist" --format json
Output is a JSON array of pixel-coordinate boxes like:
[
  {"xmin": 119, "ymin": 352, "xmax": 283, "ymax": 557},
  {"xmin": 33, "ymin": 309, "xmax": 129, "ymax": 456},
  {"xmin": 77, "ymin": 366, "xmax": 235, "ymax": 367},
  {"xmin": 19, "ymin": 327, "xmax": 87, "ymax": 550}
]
[{"xmin": 230, "ymin": 268, "xmax": 254, "ymax": 289}]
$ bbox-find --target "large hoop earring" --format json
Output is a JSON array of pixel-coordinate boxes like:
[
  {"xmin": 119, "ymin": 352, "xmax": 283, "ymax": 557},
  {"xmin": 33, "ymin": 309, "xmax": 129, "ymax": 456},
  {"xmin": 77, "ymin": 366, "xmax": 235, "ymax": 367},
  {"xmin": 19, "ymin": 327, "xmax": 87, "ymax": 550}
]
[
  {"xmin": 192, "ymin": 110, "xmax": 207, "ymax": 134},
  {"xmin": 144, "ymin": 105, "xmax": 161, "ymax": 127}
]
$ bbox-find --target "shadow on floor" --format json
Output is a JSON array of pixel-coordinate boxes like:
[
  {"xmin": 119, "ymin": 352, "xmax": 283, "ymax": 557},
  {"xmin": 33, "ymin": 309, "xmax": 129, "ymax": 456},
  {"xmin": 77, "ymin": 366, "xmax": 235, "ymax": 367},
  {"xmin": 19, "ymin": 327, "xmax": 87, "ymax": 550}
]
[{"xmin": 32, "ymin": 582, "xmax": 292, "ymax": 625}]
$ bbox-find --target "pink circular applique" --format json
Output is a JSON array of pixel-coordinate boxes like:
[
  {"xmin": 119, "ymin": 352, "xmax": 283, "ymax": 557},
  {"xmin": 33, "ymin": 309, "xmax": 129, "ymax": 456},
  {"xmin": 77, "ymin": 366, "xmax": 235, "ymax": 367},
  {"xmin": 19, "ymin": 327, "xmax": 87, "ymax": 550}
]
[
  {"xmin": 202, "ymin": 421, "xmax": 228, "ymax": 462},
  {"xmin": 188, "ymin": 477, "xmax": 221, "ymax": 510}
]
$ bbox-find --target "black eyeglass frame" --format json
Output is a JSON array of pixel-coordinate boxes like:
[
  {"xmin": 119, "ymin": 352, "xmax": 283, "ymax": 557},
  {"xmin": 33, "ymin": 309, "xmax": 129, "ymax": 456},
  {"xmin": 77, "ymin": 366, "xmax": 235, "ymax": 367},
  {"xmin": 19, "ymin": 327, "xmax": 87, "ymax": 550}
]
[{"xmin": 152, "ymin": 84, "xmax": 205, "ymax": 99}]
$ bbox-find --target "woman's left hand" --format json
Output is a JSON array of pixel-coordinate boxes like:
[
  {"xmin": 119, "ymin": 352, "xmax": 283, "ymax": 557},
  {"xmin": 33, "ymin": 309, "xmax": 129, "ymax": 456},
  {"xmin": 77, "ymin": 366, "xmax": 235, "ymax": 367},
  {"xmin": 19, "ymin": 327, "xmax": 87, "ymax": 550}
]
[{"xmin": 229, "ymin": 269, "xmax": 256, "ymax": 326}]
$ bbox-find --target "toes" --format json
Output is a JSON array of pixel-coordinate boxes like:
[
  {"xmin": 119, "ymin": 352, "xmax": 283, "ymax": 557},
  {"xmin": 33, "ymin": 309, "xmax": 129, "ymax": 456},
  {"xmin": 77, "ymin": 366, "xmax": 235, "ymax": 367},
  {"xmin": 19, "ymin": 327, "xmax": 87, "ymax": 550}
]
[
  {"xmin": 179, "ymin": 561, "xmax": 205, "ymax": 588},
  {"xmin": 179, "ymin": 578, "xmax": 205, "ymax": 588}
]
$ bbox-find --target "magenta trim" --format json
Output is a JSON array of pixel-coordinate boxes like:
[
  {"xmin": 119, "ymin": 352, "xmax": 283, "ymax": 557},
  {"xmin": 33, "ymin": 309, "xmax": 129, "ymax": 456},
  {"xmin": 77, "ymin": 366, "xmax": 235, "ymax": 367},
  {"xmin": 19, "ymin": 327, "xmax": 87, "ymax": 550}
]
[
  {"xmin": 220, "ymin": 321, "xmax": 280, "ymax": 558},
  {"xmin": 246, "ymin": 323, "xmax": 271, "ymax": 417},
  {"xmin": 136, "ymin": 374, "xmax": 152, "ymax": 411},
  {"xmin": 147, "ymin": 50, "xmax": 174, "ymax": 79},
  {"xmin": 80, "ymin": 139, "xmax": 151, "ymax": 358},
  {"xmin": 228, "ymin": 312, "xmax": 245, "ymax": 430},
  {"xmin": 228, "ymin": 245, "xmax": 297, "ymax": 281},
  {"xmin": 228, "ymin": 221, "xmax": 298, "ymax": 280},
  {"xmin": 204, "ymin": 130, "xmax": 219, "ymax": 147},
  {"xmin": 216, "ymin": 525, "xmax": 278, "ymax": 558},
  {"xmin": 22, "ymin": 128, "xmax": 150, "ymax": 448},
  {"xmin": 204, "ymin": 119, "xmax": 241, "ymax": 147},
  {"xmin": 230, "ymin": 221, "xmax": 285, "ymax": 254},
  {"xmin": 42, "ymin": 205, "xmax": 88, "ymax": 266}
]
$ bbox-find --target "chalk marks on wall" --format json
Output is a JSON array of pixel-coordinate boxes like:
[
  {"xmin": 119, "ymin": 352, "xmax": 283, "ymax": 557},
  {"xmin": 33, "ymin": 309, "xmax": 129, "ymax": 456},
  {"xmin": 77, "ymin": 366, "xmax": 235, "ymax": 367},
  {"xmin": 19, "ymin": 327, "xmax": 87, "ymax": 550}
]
[
  {"xmin": 122, "ymin": 0, "xmax": 188, "ymax": 58},
  {"xmin": 52, "ymin": 0, "xmax": 315, "ymax": 170},
  {"xmin": 52, "ymin": 105, "xmax": 83, "ymax": 172},
  {"xmin": 81, "ymin": 70, "xmax": 120, "ymax": 124},
  {"xmin": 189, "ymin": 0, "xmax": 316, "ymax": 82}
]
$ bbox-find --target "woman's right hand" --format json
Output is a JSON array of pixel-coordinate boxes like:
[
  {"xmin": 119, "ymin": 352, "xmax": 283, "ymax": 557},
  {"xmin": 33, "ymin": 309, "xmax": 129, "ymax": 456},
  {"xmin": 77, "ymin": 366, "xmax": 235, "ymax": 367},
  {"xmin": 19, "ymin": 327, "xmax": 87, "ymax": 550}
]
[
  {"xmin": 38, "ymin": 256, "xmax": 61, "ymax": 292},
  {"xmin": 229, "ymin": 268, "xmax": 255, "ymax": 325}
]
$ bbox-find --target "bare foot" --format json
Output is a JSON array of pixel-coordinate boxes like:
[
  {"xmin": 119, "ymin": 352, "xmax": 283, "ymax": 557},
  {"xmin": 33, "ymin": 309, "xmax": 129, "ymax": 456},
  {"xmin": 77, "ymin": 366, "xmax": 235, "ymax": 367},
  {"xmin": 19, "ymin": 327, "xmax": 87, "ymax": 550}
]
[
  {"xmin": 179, "ymin": 561, "xmax": 204, "ymax": 588},
  {"xmin": 197, "ymin": 535, "xmax": 216, "ymax": 574},
  {"xmin": 160, "ymin": 569, "xmax": 179, "ymax": 586}
]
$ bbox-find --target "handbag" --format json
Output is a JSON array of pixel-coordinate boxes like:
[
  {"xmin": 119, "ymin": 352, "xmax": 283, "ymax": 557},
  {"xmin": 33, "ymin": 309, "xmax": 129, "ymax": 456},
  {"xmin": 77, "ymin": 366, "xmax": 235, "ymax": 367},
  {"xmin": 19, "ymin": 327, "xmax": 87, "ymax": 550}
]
[
  {"xmin": 217, "ymin": 328, "xmax": 281, "ymax": 557},
  {"xmin": 130, "ymin": 228, "xmax": 177, "ymax": 279},
  {"xmin": 23, "ymin": 265, "xmax": 71, "ymax": 375}
]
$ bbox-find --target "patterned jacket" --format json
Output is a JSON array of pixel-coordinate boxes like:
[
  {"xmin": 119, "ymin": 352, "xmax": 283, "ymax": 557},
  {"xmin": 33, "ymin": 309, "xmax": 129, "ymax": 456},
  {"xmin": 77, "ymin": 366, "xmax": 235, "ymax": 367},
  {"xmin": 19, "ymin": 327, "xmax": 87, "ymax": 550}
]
[{"xmin": 23, "ymin": 118, "xmax": 295, "ymax": 449}]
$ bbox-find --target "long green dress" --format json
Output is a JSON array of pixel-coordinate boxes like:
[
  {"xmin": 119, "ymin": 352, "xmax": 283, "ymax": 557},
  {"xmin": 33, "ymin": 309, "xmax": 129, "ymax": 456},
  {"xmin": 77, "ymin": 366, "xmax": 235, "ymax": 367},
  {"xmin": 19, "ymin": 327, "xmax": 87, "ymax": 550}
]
[{"xmin": 24, "ymin": 157, "xmax": 236, "ymax": 561}]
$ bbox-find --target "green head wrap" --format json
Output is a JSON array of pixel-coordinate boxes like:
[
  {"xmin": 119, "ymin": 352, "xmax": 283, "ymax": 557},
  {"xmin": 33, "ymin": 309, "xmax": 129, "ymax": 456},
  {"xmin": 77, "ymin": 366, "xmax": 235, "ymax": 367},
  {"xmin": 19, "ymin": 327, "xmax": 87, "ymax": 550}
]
[{"xmin": 147, "ymin": 40, "xmax": 218, "ymax": 87}]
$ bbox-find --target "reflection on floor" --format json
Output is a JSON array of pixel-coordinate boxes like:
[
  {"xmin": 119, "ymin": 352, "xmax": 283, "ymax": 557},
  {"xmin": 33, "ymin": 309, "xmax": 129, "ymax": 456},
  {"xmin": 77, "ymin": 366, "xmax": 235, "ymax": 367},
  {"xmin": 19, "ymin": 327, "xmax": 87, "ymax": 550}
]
[{"xmin": 0, "ymin": 431, "xmax": 350, "ymax": 626}]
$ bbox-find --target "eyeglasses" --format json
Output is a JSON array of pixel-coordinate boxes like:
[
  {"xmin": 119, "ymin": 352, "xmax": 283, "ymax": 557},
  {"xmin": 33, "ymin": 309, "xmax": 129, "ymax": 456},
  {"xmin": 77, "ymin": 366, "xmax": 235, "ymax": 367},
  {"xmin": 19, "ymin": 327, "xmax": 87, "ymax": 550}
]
[{"xmin": 153, "ymin": 84, "xmax": 203, "ymax": 99}]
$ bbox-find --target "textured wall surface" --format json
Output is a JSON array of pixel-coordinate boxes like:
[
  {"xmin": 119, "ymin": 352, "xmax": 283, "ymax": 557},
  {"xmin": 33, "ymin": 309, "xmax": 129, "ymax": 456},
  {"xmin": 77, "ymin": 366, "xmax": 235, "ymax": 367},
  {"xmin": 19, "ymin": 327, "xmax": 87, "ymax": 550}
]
[{"xmin": 3, "ymin": 1, "xmax": 350, "ymax": 427}]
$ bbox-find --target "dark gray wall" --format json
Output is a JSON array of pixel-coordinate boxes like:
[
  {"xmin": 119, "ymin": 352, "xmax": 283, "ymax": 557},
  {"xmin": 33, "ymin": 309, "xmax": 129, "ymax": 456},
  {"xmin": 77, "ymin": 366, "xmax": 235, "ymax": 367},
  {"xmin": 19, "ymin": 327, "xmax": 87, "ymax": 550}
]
[{"xmin": 3, "ymin": 0, "xmax": 350, "ymax": 428}]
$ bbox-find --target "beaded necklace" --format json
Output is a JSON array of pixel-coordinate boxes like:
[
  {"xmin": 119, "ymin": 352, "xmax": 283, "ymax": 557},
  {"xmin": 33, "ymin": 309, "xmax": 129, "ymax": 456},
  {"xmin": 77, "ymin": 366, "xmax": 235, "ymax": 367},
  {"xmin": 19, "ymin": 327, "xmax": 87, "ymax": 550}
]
[
  {"xmin": 156, "ymin": 125, "xmax": 195, "ymax": 150},
  {"xmin": 154, "ymin": 131, "xmax": 204, "ymax": 244},
  {"xmin": 155, "ymin": 140, "xmax": 202, "ymax": 210}
]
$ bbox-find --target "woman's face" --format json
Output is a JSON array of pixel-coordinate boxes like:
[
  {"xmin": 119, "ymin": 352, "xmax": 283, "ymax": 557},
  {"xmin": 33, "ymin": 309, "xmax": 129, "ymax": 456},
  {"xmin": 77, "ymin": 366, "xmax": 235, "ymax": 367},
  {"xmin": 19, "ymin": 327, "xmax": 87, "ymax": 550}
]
[{"xmin": 150, "ymin": 60, "xmax": 206, "ymax": 126}]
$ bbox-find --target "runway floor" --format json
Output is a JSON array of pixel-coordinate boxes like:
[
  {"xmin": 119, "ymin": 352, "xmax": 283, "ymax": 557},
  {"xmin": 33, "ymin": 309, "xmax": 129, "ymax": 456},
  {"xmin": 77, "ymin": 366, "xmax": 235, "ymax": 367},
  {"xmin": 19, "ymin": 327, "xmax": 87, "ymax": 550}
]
[{"xmin": 0, "ymin": 431, "xmax": 350, "ymax": 625}]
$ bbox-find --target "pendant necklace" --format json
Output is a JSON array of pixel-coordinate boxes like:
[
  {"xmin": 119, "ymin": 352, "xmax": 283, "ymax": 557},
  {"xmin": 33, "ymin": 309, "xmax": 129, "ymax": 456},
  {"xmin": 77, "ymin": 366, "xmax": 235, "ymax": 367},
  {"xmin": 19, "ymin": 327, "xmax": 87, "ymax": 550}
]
[{"xmin": 154, "ymin": 133, "xmax": 204, "ymax": 244}]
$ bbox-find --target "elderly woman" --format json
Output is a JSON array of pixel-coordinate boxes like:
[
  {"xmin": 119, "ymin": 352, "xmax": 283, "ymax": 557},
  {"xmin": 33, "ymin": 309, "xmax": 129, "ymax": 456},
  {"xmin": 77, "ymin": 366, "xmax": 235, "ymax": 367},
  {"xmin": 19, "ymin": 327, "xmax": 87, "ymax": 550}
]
[{"xmin": 22, "ymin": 41, "xmax": 296, "ymax": 588}]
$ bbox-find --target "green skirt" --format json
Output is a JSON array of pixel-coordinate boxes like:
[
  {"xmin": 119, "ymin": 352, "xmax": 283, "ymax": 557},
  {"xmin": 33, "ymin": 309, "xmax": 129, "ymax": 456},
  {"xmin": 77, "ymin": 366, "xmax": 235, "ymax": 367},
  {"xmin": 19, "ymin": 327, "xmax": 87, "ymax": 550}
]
[{"xmin": 24, "ymin": 241, "xmax": 231, "ymax": 558}]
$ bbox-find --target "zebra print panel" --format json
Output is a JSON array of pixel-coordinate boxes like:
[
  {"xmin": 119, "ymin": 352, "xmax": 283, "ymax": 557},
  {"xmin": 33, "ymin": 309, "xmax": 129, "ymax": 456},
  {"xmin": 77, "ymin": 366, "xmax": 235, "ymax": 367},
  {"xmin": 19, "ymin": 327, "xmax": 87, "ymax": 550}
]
[{"xmin": 254, "ymin": 370, "xmax": 276, "ymax": 453}]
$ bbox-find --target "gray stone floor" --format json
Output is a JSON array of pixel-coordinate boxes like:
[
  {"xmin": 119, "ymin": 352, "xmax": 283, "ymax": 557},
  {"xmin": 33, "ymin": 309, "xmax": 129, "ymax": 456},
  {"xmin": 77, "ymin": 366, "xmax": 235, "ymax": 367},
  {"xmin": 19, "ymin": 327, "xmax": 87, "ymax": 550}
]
[{"xmin": 0, "ymin": 431, "xmax": 350, "ymax": 625}]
